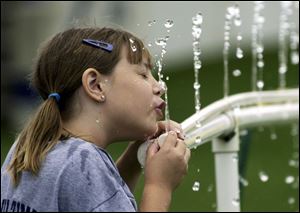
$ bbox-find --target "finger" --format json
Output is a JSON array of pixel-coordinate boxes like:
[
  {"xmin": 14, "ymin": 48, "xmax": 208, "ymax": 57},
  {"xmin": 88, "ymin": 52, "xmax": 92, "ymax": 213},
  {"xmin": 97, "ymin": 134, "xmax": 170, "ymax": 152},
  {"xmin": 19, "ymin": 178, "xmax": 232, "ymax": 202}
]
[
  {"xmin": 184, "ymin": 148, "xmax": 191, "ymax": 163},
  {"xmin": 168, "ymin": 121, "xmax": 184, "ymax": 139},
  {"xmin": 175, "ymin": 139, "xmax": 187, "ymax": 155},
  {"xmin": 161, "ymin": 131, "xmax": 178, "ymax": 149},
  {"xmin": 146, "ymin": 140, "xmax": 160, "ymax": 159}
]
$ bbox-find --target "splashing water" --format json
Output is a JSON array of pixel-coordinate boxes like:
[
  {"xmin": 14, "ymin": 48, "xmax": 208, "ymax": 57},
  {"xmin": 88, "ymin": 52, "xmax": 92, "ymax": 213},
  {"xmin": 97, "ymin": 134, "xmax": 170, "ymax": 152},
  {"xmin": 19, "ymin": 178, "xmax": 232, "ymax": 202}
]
[
  {"xmin": 154, "ymin": 20, "xmax": 174, "ymax": 131},
  {"xmin": 278, "ymin": 2, "xmax": 293, "ymax": 89},
  {"xmin": 192, "ymin": 12, "xmax": 203, "ymax": 130},
  {"xmin": 192, "ymin": 181, "xmax": 200, "ymax": 191},
  {"xmin": 252, "ymin": 1, "xmax": 265, "ymax": 91},
  {"xmin": 223, "ymin": 3, "xmax": 243, "ymax": 97},
  {"xmin": 289, "ymin": 23, "xmax": 299, "ymax": 65}
]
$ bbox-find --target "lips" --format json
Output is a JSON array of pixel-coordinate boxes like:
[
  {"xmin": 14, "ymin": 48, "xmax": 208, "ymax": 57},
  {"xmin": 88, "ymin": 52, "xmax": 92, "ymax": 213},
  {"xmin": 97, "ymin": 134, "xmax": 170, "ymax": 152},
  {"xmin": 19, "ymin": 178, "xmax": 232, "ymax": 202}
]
[
  {"xmin": 154, "ymin": 101, "xmax": 166, "ymax": 119},
  {"xmin": 156, "ymin": 101, "xmax": 166, "ymax": 111}
]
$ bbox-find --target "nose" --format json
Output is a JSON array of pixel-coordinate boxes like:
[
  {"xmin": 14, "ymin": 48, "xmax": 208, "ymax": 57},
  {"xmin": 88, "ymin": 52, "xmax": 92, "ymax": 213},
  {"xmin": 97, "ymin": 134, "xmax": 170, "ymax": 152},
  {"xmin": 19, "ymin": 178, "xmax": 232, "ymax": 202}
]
[{"xmin": 153, "ymin": 78, "xmax": 166, "ymax": 97}]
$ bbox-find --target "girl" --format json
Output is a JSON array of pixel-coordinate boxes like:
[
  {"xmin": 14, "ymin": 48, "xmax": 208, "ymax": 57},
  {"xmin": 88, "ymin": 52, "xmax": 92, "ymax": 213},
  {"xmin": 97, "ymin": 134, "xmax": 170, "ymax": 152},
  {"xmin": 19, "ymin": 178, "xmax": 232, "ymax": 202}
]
[{"xmin": 1, "ymin": 27, "xmax": 190, "ymax": 212}]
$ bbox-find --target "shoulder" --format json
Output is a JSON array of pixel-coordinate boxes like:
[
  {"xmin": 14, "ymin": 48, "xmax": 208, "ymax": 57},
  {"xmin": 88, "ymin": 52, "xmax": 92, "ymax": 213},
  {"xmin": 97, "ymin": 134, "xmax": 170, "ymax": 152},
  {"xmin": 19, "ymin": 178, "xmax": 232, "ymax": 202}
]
[
  {"xmin": 52, "ymin": 138, "xmax": 126, "ymax": 211},
  {"xmin": 48, "ymin": 137, "xmax": 118, "ymax": 181}
]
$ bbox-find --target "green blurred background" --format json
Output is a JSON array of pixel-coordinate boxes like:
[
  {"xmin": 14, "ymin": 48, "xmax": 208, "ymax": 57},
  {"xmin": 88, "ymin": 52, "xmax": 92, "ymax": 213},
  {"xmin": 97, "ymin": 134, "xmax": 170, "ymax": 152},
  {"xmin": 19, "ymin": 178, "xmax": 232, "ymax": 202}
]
[{"xmin": 1, "ymin": 1, "xmax": 299, "ymax": 212}]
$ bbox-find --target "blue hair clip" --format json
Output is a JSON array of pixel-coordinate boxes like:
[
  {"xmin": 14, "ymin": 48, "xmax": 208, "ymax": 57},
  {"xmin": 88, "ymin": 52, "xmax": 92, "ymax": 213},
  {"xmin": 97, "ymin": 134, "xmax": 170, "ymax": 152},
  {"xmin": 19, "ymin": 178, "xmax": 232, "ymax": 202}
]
[{"xmin": 82, "ymin": 39, "xmax": 113, "ymax": 52}]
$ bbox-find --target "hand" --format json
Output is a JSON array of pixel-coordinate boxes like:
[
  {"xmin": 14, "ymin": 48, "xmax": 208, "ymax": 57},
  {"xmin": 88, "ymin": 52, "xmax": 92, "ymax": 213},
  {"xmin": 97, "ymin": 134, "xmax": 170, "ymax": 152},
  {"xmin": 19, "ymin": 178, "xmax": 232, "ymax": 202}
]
[{"xmin": 144, "ymin": 131, "xmax": 191, "ymax": 193}]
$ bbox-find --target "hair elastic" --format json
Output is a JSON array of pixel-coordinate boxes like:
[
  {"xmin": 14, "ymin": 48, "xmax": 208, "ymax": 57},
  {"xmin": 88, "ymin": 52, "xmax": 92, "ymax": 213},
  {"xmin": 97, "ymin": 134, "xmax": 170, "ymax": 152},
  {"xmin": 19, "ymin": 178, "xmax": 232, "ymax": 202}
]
[{"xmin": 48, "ymin": 93, "xmax": 61, "ymax": 103}]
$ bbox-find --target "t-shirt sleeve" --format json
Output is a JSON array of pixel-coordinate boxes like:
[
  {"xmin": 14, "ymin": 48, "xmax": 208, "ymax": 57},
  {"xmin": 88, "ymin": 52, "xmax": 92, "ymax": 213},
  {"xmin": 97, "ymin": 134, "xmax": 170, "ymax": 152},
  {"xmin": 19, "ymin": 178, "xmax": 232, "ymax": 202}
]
[{"xmin": 57, "ymin": 148, "xmax": 135, "ymax": 212}]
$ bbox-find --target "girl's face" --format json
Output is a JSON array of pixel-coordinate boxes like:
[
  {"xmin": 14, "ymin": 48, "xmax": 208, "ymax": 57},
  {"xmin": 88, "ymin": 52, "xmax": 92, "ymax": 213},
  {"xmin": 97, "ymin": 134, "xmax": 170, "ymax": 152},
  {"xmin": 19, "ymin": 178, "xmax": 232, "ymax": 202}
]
[{"xmin": 103, "ymin": 46, "xmax": 165, "ymax": 141}]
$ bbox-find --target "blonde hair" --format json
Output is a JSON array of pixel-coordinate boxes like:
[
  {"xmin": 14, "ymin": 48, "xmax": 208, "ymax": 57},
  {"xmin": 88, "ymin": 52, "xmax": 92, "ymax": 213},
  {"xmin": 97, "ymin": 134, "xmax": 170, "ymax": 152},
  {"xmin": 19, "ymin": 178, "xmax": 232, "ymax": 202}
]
[{"xmin": 7, "ymin": 27, "xmax": 152, "ymax": 186}]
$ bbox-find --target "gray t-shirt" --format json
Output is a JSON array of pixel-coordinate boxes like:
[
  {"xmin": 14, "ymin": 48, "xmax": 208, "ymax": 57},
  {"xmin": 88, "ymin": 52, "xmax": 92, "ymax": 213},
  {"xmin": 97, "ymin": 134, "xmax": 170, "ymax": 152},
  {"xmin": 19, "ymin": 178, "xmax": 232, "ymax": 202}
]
[{"xmin": 1, "ymin": 137, "xmax": 137, "ymax": 212}]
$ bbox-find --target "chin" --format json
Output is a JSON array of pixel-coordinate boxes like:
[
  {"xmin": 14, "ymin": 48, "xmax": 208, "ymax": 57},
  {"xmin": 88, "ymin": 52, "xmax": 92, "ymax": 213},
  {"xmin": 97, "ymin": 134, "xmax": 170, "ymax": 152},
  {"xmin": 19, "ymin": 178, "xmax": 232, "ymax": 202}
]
[{"xmin": 137, "ymin": 124, "xmax": 157, "ymax": 141}]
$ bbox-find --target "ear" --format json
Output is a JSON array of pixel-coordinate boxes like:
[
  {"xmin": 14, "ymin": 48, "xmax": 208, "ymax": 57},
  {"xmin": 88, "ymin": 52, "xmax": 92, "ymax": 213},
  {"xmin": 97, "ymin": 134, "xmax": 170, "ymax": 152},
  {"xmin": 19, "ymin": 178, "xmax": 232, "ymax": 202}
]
[{"xmin": 82, "ymin": 68, "xmax": 106, "ymax": 102}]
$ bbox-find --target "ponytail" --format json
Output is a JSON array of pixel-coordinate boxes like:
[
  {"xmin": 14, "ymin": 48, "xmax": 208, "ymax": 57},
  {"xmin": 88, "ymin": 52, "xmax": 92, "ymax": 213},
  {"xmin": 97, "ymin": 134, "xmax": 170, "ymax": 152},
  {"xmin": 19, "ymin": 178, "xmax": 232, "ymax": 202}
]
[{"xmin": 7, "ymin": 96, "xmax": 62, "ymax": 186}]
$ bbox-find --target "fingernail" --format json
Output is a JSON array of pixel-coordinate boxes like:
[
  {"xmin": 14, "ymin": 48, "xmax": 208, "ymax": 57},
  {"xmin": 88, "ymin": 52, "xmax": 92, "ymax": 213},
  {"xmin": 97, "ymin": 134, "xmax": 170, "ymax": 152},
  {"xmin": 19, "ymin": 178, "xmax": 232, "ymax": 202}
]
[{"xmin": 169, "ymin": 131, "xmax": 176, "ymax": 135}]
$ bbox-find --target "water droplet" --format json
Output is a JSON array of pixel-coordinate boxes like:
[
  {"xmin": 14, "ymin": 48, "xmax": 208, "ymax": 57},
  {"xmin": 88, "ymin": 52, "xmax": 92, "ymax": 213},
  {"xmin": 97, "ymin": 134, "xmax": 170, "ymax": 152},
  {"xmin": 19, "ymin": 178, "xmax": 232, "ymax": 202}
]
[
  {"xmin": 240, "ymin": 129, "xmax": 248, "ymax": 136},
  {"xmin": 288, "ymin": 159, "xmax": 299, "ymax": 168},
  {"xmin": 270, "ymin": 132, "xmax": 277, "ymax": 140},
  {"xmin": 147, "ymin": 43, "xmax": 152, "ymax": 47},
  {"xmin": 129, "ymin": 38, "xmax": 137, "ymax": 52},
  {"xmin": 195, "ymin": 119, "xmax": 201, "ymax": 128},
  {"xmin": 192, "ymin": 181, "xmax": 200, "ymax": 191},
  {"xmin": 288, "ymin": 197, "xmax": 295, "ymax": 205},
  {"xmin": 227, "ymin": 6, "xmax": 239, "ymax": 17},
  {"xmin": 234, "ymin": 18, "xmax": 242, "ymax": 27},
  {"xmin": 257, "ymin": 16, "xmax": 265, "ymax": 24},
  {"xmin": 192, "ymin": 26, "xmax": 202, "ymax": 39},
  {"xmin": 233, "ymin": 69, "xmax": 241, "ymax": 77},
  {"xmin": 197, "ymin": 168, "xmax": 200, "ymax": 173},
  {"xmin": 164, "ymin": 19, "xmax": 174, "ymax": 28},
  {"xmin": 237, "ymin": 35, "xmax": 242, "ymax": 41},
  {"xmin": 195, "ymin": 136, "xmax": 202, "ymax": 145},
  {"xmin": 239, "ymin": 176, "xmax": 249, "ymax": 187},
  {"xmin": 211, "ymin": 203, "xmax": 216, "ymax": 209},
  {"xmin": 148, "ymin": 20, "xmax": 156, "ymax": 27},
  {"xmin": 285, "ymin": 175, "xmax": 295, "ymax": 184},
  {"xmin": 290, "ymin": 124, "xmax": 299, "ymax": 136},
  {"xmin": 259, "ymin": 171, "xmax": 269, "ymax": 182},
  {"xmin": 257, "ymin": 45, "xmax": 264, "ymax": 53},
  {"xmin": 155, "ymin": 38, "xmax": 167, "ymax": 46},
  {"xmin": 257, "ymin": 80, "xmax": 264, "ymax": 89},
  {"xmin": 232, "ymin": 155, "xmax": 238, "ymax": 163},
  {"xmin": 232, "ymin": 198, "xmax": 240, "ymax": 207},
  {"xmin": 193, "ymin": 82, "xmax": 200, "ymax": 90},
  {"xmin": 279, "ymin": 66, "xmax": 287, "ymax": 74},
  {"xmin": 291, "ymin": 52, "xmax": 299, "ymax": 65},
  {"xmin": 192, "ymin": 12, "xmax": 203, "ymax": 25},
  {"xmin": 194, "ymin": 61, "xmax": 202, "ymax": 69},
  {"xmin": 131, "ymin": 45, "xmax": 137, "ymax": 52},
  {"xmin": 166, "ymin": 76, "xmax": 169, "ymax": 81},
  {"xmin": 257, "ymin": 60, "xmax": 264, "ymax": 68},
  {"xmin": 207, "ymin": 184, "xmax": 213, "ymax": 192},
  {"xmin": 236, "ymin": 47, "xmax": 244, "ymax": 59},
  {"xmin": 194, "ymin": 51, "xmax": 201, "ymax": 56}
]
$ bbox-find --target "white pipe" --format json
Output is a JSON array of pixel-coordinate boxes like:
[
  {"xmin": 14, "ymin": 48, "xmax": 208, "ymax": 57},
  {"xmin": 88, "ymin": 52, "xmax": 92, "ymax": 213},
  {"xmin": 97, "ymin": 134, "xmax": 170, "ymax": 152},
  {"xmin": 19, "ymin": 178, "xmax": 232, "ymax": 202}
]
[
  {"xmin": 184, "ymin": 102, "xmax": 299, "ymax": 148},
  {"xmin": 181, "ymin": 88, "xmax": 299, "ymax": 135}
]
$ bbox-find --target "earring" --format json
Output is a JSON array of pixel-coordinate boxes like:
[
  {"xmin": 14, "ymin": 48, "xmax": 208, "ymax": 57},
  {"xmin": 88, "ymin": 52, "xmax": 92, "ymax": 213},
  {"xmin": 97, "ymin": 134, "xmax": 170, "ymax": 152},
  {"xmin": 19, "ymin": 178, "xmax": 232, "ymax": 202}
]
[{"xmin": 100, "ymin": 95, "xmax": 105, "ymax": 102}]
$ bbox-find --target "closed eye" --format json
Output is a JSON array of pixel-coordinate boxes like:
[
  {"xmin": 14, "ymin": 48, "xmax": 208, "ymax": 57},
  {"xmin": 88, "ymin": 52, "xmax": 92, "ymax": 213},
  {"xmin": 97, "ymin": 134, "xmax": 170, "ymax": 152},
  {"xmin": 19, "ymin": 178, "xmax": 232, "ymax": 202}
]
[{"xmin": 141, "ymin": 73, "xmax": 148, "ymax": 79}]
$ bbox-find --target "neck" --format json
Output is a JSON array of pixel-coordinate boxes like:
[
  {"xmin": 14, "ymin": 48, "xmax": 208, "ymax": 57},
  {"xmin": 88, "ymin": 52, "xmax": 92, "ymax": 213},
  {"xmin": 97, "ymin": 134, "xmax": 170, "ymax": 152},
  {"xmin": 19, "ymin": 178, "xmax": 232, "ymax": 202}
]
[{"xmin": 63, "ymin": 116, "xmax": 111, "ymax": 149}]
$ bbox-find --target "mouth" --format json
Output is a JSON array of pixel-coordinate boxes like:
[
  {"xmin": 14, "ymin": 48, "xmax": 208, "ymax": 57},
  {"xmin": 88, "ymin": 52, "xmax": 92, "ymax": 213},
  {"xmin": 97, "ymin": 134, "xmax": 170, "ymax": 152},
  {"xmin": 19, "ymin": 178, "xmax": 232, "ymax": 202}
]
[{"xmin": 154, "ymin": 101, "xmax": 166, "ymax": 119}]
